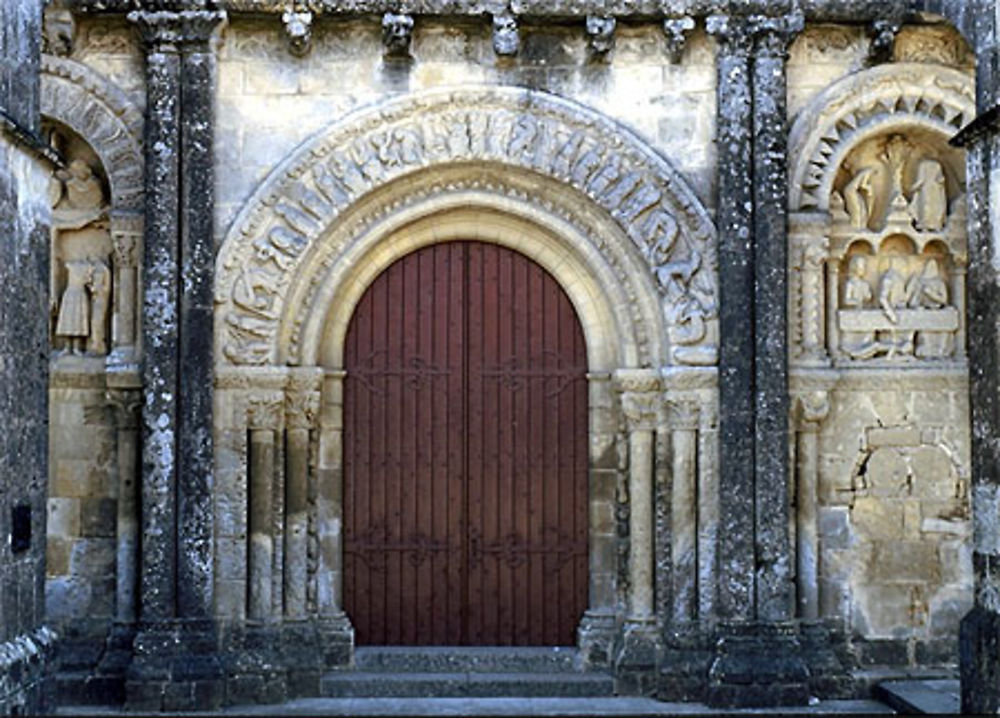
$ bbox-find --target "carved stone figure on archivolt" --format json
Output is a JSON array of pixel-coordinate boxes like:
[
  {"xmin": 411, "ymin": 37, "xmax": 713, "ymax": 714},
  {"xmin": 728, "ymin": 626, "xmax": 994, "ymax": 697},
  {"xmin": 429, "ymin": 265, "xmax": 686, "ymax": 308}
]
[{"xmin": 49, "ymin": 149, "xmax": 113, "ymax": 357}]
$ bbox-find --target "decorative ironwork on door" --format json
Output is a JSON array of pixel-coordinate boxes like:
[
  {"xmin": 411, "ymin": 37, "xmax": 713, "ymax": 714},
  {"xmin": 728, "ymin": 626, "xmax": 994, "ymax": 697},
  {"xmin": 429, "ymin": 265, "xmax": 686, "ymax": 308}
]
[{"xmin": 343, "ymin": 241, "xmax": 589, "ymax": 646}]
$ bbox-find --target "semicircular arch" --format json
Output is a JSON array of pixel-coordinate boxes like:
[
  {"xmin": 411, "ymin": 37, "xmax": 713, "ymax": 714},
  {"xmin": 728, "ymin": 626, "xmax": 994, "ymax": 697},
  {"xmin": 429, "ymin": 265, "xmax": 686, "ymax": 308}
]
[
  {"xmin": 40, "ymin": 55, "xmax": 144, "ymax": 213},
  {"xmin": 215, "ymin": 86, "xmax": 717, "ymax": 370},
  {"xmin": 788, "ymin": 63, "xmax": 975, "ymax": 213}
]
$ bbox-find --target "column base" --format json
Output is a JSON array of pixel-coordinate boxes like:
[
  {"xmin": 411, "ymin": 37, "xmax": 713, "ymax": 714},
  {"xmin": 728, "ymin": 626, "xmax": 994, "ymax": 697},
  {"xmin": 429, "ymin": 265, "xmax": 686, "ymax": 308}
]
[
  {"xmin": 657, "ymin": 623, "xmax": 713, "ymax": 702},
  {"xmin": 317, "ymin": 612, "xmax": 355, "ymax": 668},
  {"xmin": 960, "ymin": 605, "xmax": 1000, "ymax": 713},
  {"xmin": 614, "ymin": 618, "xmax": 661, "ymax": 696},
  {"xmin": 577, "ymin": 610, "xmax": 617, "ymax": 669},
  {"xmin": 799, "ymin": 619, "xmax": 852, "ymax": 699},
  {"xmin": 706, "ymin": 621, "xmax": 809, "ymax": 708},
  {"xmin": 125, "ymin": 619, "xmax": 223, "ymax": 712}
]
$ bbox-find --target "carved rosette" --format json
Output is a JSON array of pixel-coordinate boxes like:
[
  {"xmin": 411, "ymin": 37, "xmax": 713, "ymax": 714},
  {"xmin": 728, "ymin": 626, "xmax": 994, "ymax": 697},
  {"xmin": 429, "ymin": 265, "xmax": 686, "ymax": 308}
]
[{"xmin": 215, "ymin": 87, "xmax": 717, "ymax": 369}]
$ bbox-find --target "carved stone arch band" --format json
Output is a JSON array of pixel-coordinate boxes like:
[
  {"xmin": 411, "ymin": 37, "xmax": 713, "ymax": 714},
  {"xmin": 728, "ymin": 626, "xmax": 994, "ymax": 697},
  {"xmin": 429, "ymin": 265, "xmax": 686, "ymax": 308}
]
[
  {"xmin": 788, "ymin": 63, "xmax": 975, "ymax": 212},
  {"xmin": 214, "ymin": 86, "xmax": 718, "ymax": 369},
  {"xmin": 40, "ymin": 55, "xmax": 144, "ymax": 213}
]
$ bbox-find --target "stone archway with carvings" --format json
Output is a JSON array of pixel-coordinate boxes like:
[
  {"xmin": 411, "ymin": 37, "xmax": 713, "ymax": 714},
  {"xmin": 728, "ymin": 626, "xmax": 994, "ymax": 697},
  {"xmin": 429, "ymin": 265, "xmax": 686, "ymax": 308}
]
[
  {"xmin": 786, "ymin": 63, "xmax": 976, "ymax": 640},
  {"xmin": 212, "ymin": 86, "xmax": 719, "ymax": 663}
]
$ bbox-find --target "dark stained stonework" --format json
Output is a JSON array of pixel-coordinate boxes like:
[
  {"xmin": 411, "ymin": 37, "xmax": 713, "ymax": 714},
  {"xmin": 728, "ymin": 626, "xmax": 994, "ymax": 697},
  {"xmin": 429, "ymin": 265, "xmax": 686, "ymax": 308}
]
[
  {"xmin": 124, "ymin": 9, "xmax": 226, "ymax": 712},
  {"xmin": 0, "ymin": 2, "xmax": 57, "ymax": 715}
]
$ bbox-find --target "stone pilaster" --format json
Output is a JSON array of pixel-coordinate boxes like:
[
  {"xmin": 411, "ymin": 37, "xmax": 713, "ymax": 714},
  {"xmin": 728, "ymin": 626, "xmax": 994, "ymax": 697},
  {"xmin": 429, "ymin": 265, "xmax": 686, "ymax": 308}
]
[
  {"xmin": 613, "ymin": 369, "xmax": 661, "ymax": 696},
  {"xmin": 706, "ymin": 12, "xmax": 808, "ymax": 708},
  {"xmin": 793, "ymin": 392, "xmax": 829, "ymax": 620},
  {"xmin": 125, "ymin": 9, "xmax": 226, "ymax": 712},
  {"xmin": 706, "ymin": 13, "xmax": 755, "ymax": 623},
  {"xmin": 953, "ymin": 10, "xmax": 1000, "ymax": 712}
]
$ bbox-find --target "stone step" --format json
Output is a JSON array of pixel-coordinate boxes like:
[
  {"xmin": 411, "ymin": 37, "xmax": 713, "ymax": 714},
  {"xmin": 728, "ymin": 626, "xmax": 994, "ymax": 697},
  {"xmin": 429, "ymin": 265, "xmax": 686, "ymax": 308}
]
[
  {"xmin": 54, "ymin": 671, "xmax": 125, "ymax": 707},
  {"xmin": 321, "ymin": 671, "xmax": 615, "ymax": 698},
  {"xmin": 351, "ymin": 646, "xmax": 580, "ymax": 673},
  {"xmin": 874, "ymin": 679, "xmax": 960, "ymax": 715}
]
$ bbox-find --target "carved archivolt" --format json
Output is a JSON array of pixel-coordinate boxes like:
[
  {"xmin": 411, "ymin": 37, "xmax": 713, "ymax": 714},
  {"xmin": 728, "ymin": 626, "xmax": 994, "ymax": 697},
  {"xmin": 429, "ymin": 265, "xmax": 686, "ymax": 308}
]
[
  {"xmin": 788, "ymin": 63, "xmax": 974, "ymax": 214},
  {"xmin": 215, "ymin": 86, "xmax": 717, "ymax": 368},
  {"xmin": 40, "ymin": 55, "xmax": 144, "ymax": 213}
]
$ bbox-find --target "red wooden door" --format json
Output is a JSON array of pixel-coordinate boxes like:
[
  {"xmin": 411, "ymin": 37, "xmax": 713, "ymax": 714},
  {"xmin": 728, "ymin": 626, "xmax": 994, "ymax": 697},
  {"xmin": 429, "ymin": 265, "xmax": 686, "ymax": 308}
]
[{"xmin": 343, "ymin": 241, "xmax": 589, "ymax": 646}]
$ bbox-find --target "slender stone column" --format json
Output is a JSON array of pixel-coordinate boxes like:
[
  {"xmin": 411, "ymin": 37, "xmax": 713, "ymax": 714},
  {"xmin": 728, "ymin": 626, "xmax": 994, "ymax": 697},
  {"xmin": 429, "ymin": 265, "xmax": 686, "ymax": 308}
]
[
  {"xmin": 668, "ymin": 401, "xmax": 699, "ymax": 624},
  {"xmin": 614, "ymin": 369, "xmax": 661, "ymax": 696},
  {"xmin": 108, "ymin": 213, "xmax": 141, "ymax": 366},
  {"xmin": 248, "ymin": 396, "xmax": 282, "ymax": 621},
  {"xmin": 125, "ymin": 9, "xmax": 225, "ymax": 711},
  {"xmin": 284, "ymin": 370, "xmax": 321, "ymax": 619},
  {"xmin": 953, "ymin": 20, "xmax": 1000, "ymax": 712},
  {"xmin": 790, "ymin": 215, "xmax": 830, "ymax": 367},
  {"xmin": 793, "ymin": 392, "xmax": 829, "ymax": 620},
  {"xmin": 107, "ymin": 385, "xmax": 142, "ymax": 624}
]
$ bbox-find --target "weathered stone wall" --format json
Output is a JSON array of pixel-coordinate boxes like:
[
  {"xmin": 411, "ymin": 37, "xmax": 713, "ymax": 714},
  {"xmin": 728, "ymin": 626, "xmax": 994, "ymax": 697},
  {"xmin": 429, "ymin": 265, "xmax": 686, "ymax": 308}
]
[
  {"xmin": 33, "ymin": 3, "xmax": 984, "ymax": 707},
  {"xmin": 1, "ymin": 4, "xmax": 57, "ymax": 712}
]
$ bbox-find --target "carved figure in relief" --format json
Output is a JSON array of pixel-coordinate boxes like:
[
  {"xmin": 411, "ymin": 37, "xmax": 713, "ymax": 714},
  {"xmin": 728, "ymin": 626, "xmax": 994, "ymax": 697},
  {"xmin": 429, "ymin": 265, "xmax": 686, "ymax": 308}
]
[
  {"xmin": 877, "ymin": 257, "xmax": 915, "ymax": 356},
  {"xmin": 54, "ymin": 160, "xmax": 104, "ymax": 212},
  {"xmin": 908, "ymin": 259, "xmax": 952, "ymax": 358},
  {"xmin": 843, "ymin": 167, "xmax": 875, "ymax": 229},
  {"xmin": 56, "ymin": 259, "xmax": 92, "ymax": 353},
  {"xmin": 841, "ymin": 255, "xmax": 879, "ymax": 360},
  {"xmin": 87, "ymin": 261, "xmax": 111, "ymax": 355},
  {"xmin": 909, "ymin": 159, "xmax": 948, "ymax": 231}
]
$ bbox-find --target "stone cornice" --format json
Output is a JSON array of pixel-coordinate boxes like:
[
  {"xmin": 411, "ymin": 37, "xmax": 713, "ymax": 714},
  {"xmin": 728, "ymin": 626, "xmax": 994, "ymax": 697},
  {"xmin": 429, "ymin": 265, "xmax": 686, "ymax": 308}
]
[{"xmin": 64, "ymin": 0, "xmax": 910, "ymax": 22}]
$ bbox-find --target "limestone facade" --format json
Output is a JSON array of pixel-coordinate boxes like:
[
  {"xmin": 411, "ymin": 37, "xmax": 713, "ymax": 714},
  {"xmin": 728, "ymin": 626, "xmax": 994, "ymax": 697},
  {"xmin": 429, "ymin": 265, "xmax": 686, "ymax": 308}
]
[{"xmin": 5, "ymin": 0, "xmax": 998, "ymax": 712}]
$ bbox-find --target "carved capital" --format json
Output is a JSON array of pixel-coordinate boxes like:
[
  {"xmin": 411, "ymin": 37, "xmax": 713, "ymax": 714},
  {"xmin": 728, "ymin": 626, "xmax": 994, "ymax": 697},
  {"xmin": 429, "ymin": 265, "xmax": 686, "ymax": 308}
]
[
  {"xmin": 128, "ymin": 10, "xmax": 227, "ymax": 53},
  {"xmin": 585, "ymin": 16, "xmax": 616, "ymax": 55},
  {"xmin": 492, "ymin": 12, "xmax": 519, "ymax": 56},
  {"xmin": 705, "ymin": 14, "xmax": 752, "ymax": 56},
  {"xmin": 795, "ymin": 391, "xmax": 830, "ymax": 430},
  {"xmin": 247, "ymin": 394, "xmax": 285, "ymax": 431},
  {"xmin": 286, "ymin": 370, "xmax": 322, "ymax": 430},
  {"xmin": 382, "ymin": 12, "xmax": 414, "ymax": 58},
  {"xmin": 111, "ymin": 232, "xmax": 140, "ymax": 268},
  {"xmin": 662, "ymin": 16, "xmax": 695, "ymax": 64},
  {"xmin": 106, "ymin": 388, "xmax": 142, "ymax": 430},
  {"xmin": 615, "ymin": 369, "xmax": 662, "ymax": 431},
  {"xmin": 282, "ymin": 8, "xmax": 313, "ymax": 57},
  {"xmin": 748, "ymin": 13, "xmax": 804, "ymax": 58},
  {"xmin": 666, "ymin": 400, "xmax": 699, "ymax": 431}
]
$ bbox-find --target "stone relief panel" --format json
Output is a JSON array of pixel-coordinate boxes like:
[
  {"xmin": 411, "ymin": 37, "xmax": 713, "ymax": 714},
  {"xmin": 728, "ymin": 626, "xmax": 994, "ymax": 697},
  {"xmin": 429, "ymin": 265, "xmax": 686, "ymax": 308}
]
[
  {"xmin": 788, "ymin": 62, "xmax": 973, "ymax": 655},
  {"xmin": 215, "ymin": 86, "xmax": 717, "ymax": 368},
  {"xmin": 46, "ymin": 126, "xmax": 113, "ymax": 357}
]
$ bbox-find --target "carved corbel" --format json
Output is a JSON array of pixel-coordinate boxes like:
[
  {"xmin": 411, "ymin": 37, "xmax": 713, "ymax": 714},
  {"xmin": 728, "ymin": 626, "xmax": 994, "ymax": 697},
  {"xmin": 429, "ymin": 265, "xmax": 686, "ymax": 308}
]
[
  {"xmin": 43, "ymin": 9, "xmax": 76, "ymax": 57},
  {"xmin": 492, "ymin": 12, "xmax": 519, "ymax": 57},
  {"xmin": 282, "ymin": 7, "xmax": 313, "ymax": 57},
  {"xmin": 586, "ymin": 15, "xmax": 616, "ymax": 56},
  {"xmin": 382, "ymin": 12, "xmax": 414, "ymax": 58},
  {"xmin": 662, "ymin": 16, "xmax": 695, "ymax": 64},
  {"xmin": 867, "ymin": 18, "xmax": 901, "ymax": 66}
]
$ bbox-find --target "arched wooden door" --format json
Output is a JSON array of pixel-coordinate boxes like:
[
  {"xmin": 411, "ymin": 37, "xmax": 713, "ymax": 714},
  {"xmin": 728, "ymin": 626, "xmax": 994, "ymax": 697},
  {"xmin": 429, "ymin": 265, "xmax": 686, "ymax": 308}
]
[{"xmin": 343, "ymin": 241, "xmax": 589, "ymax": 646}]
